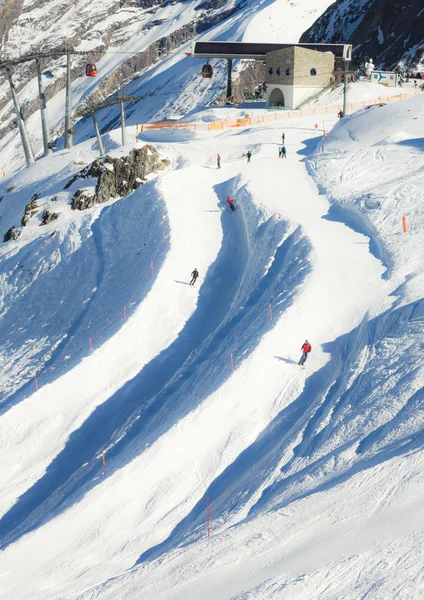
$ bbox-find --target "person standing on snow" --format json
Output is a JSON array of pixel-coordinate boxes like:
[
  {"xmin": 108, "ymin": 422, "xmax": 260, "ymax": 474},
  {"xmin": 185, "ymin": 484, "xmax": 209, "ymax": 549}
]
[
  {"xmin": 299, "ymin": 340, "xmax": 312, "ymax": 366},
  {"xmin": 226, "ymin": 196, "xmax": 236, "ymax": 212},
  {"xmin": 278, "ymin": 146, "xmax": 283, "ymax": 158},
  {"xmin": 217, "ymin": 154, "xmax": 221, "ymax": 169},
  {"xmin": 365, "ymin": 58, "xmax": 374, "ymax": 79},
  {"xmin": 282, "ymin": 146, "xmax": 287, "ymax": 158},
  {"xmin": 247, "ymin": 151, "xmax": 252, "ymax": 163},
  {"xmin": 190, "ymin": 268, "xmax": 199, "ymax": 286},
  {"xmin": 282, "ymin": 132, "xmax": 285, "ymax": 144}
]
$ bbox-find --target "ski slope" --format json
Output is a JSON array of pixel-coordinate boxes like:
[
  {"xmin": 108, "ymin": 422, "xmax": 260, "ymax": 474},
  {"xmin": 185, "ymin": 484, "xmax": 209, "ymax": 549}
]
[{"xmin": 0, "ymin": 86, "xmax": 423, "ymax": 599}]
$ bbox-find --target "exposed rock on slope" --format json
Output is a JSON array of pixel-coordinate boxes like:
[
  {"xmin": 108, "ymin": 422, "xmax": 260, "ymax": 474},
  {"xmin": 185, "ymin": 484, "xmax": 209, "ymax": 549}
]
[
  {"xmin": 70, "ymin": 145, "xmax": 169, "ymax": 210},
  {"xmin": 300, "ymin": 0, "xmax": 424, "ymax": 69}
]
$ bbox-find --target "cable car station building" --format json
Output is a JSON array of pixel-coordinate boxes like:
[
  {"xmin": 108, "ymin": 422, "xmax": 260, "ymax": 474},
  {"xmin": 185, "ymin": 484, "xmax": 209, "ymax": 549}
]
[{"xmin": 192, "ymin": 41, "xmax": 352, "ymax": 110}]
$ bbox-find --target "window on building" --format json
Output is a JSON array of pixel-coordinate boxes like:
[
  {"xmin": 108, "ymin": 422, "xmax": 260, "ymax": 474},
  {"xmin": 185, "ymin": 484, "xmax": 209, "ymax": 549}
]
[
  {"xmin": 285, "ymin": 68, "xmax": 290, "ymax": 76},
  {"xmin": 269, "ymin": 67, "xmax": 273, "ymax": 75},
  {"xmin": 276, "ymin": 68, "xmax": 280, "ymax": 75},
  {"xmin": 310, "ymin": 68, "xmax": 317, "ymax": 76}
]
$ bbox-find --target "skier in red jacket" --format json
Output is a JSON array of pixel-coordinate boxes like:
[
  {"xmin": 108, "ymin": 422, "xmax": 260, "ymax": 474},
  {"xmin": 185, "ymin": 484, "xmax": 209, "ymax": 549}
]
[
  {"xmin": 299, "ymin": 340, "xmax": 312, "ymax": 366},
  {"xmin": 226, "ymin": 196, "xmax": 235, "ymax": 212}
]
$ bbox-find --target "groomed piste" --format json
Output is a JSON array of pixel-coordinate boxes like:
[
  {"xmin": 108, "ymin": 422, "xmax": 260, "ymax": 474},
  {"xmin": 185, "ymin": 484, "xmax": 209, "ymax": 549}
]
[{"xmin": 0, "ymin": 77, "xmax": 423, "ymax": 600}]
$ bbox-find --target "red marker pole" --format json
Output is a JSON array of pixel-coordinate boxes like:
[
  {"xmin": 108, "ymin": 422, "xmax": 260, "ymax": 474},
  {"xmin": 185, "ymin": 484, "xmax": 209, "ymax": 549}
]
[
  {"xmin": 123, "ymin": 306, "xmax": 127, "ymax": 321},
  {"xmin": 89, "ymin": 337, "xmax": 93, "ymax": 353},
  {"xmin": 206, "ymin": 496, "xmax": 211, "ymax": 537}
]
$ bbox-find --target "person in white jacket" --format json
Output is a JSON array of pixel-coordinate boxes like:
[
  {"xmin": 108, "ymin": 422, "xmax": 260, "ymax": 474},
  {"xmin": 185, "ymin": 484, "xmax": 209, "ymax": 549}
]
[{"xmin": 365, "ymin": 58, "xmax": 375, "ymax": 78}]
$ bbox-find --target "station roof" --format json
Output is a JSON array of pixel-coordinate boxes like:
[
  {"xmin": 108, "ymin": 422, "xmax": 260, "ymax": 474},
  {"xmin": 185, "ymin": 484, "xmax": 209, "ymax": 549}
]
[{"xmin": 192, "ymin": 41, "xmax": 352, "ymax": 61}]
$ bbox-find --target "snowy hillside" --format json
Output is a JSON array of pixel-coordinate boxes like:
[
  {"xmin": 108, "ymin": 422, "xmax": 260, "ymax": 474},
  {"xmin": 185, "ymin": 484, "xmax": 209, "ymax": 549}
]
[
  {"xmin": 0, "ymin": 0, "xmax": 334, "ymax": 174},
  {"xmin": 1, "ymin": 0, "xmax": 424, "ymax": 598},
  {"xmin": 0, "ymin": 76, "xmax": 424, "ymax": 598}
]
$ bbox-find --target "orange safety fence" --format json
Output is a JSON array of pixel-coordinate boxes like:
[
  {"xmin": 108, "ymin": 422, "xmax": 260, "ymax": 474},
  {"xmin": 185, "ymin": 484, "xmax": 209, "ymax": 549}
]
[{"xmin": 140, "ymin": 92, "xmax": 420, "ymax": 133}]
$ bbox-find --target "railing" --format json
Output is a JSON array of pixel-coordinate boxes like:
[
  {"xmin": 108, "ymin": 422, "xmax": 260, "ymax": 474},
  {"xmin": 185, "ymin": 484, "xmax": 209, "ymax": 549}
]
[{"xmin": 140, "ymin": 92, "xmax": 420, "ymax": 133}]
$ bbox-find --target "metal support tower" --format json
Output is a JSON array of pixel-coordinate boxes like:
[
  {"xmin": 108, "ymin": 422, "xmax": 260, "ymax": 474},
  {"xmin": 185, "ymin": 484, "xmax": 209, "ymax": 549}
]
[
  {"xmin": 226, "ymin": 59, "xmax": 233, "ymax": 103},
  {"xmin": 120, "ymin": 85, "xmax": 126, "ymax": 147},
  {"xmin": 35, "ymin": 58, "xmax": 52, "ymax": 156},
  {"xmin": 342, "ymin": 59, "xmax": 350, "ymax": 117},
  {"xmin": 5, "ymin": 66, "xmax": 35, "ymax": 167},
  {"xmin": 91, "ymin": 113, "xmax": 105, "ymax": 157},
  {"xmin": 64, "ymin": 52, "xmax": 73, "ymax": 150}
]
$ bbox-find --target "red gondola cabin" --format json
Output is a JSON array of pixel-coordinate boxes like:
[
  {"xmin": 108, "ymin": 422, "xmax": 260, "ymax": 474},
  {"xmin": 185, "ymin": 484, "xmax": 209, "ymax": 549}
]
[
  {"xmin": 86, "ymin": 63, "xmax": 97, "ymax": 77},
  {"xmin": 201, "ymin": 63, "xmax": 213, "ymax": 79}
]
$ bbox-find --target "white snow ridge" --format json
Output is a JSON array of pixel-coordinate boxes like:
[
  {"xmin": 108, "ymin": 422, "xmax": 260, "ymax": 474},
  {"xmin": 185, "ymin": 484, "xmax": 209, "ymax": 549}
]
[{"xmin": 0, "ymin": 2, "xmax": 424, "ymax": 600}]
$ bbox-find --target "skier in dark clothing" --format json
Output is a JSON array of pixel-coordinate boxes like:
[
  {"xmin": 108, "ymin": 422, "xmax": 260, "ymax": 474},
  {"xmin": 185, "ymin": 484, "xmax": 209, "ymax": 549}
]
[
  {"xmin": 278, "ymin": 146, "xmax": 283, "ymax": 158},
  {"xmin": 299, "ymin": 340, "xmax": 312, "ymax": 365},
  {"xmin": 282, "ymin": 146, "xmax": 287, "ymax": 158},
  {"xmin": 190, "ymin": 268, "xmax": 199, "ymax": 286},
  {"xmin": 282, "ymin": 132, "xmax": 285, "ymax": 144},
  {"xmin": 247, "ymin": 151, "xmax": 252, "ymax": 163},
  {"xmin": 226, "ymin": 196, "xmax": 235, "ymax": 212},
  {"xmin": 217, "ymin": 154, "xmax": 221, "ymax": 169}
]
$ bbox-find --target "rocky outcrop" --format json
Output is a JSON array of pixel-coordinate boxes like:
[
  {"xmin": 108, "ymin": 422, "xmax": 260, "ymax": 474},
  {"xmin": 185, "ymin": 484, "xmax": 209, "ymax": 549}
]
[
  {"xmin": 40, "ymin": 210, "xmax": 59, "ymax": 225},
  {"xmin": 21, "ymin": 196, "xmax": 39, "ymax": 227},
  {"xmin": 70, "ymin": 145, "xmax": 169, "ymax": 210},
  {"xmin": 301, "ymin": 0, "xmax": 424, "ymax": 69},
  {"xmin": 3, "ymin": 226, "xmax": 21, "ymax": 242}
]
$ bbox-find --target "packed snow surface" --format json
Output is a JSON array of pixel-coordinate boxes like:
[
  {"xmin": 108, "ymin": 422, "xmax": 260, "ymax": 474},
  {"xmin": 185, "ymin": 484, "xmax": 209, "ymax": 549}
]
[{"xmin": 0, "ymin": 82, "xmax": 423, "ymax": 599}]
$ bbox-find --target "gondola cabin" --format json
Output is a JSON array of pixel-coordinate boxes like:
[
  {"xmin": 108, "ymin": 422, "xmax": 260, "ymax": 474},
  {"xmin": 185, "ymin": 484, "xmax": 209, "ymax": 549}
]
[
  {"xmin": 86, "ymin": 63, "xmax": 97, "ymax": 77},
  {"xmin": 201, "ymin": 63, "xmax": 213, "ymax": 79}
]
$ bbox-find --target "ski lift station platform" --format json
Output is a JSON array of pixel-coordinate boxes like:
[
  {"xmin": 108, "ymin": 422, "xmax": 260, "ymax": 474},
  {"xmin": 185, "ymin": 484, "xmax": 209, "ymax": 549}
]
[{"xmin": 192, "ymin": 41, "xmax": 352, "ymax": 110}]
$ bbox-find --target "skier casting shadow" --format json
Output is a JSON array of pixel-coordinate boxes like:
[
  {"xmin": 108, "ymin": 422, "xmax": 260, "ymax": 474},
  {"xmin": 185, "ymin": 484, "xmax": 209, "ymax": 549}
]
[
  {"xmin": 299, "ymin": 340, "xmax": 312, "ymax": 366},
  {"xmin": 189, "ymin": 268, "xmax": 199, "ymax": 286},
  {"xmin": 226, "ymin": 196, "xmax": 236, "ymax": 212}
]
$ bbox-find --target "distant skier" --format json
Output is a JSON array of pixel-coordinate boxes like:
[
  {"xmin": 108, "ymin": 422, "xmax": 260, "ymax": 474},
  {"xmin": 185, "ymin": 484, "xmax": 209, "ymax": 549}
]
[
  {"xmin": 190, "ymin": 268, "xmax": 199, "ymax": 286},
  {"xmin": 278, "ymin": 146, "xmax": 283, "ymax": 158},
  {"xmin": 226, "ymin": 196, "xmax": 236, "ymax": 212},
  {"xmin": 247, "ymin": 151, "xmax": 252, "ymax": 163},
  {"xmin": 281, "ymin": 146, "xmax": 287, "ymax": 158},
  {"xmin": 281, "ymin": 132, "xmax": 285, "ymax": 144},
  {"xmin": 299, "ymin": 340, "xmax": 312, "ymax": 366},
  {"xmin": 217, "ymin": 154, "xmax": 221, "ymax": 169}
]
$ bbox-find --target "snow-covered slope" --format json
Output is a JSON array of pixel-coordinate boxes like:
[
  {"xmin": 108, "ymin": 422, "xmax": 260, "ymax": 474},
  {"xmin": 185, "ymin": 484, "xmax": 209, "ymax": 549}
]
[
  {"xmin": 1, "ymin": 0, "xmax": 424, "ymax": 597},
  {"xmin": 0, "ymin": 85, "xmax": 423, "ymax": 598}
]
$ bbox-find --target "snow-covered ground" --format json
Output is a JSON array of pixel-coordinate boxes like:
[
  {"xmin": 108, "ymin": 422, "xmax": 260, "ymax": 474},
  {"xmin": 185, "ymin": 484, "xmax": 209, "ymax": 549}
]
[{"xmin": 0, "ymin": 75, "xmax": 423, "ymax": 599}]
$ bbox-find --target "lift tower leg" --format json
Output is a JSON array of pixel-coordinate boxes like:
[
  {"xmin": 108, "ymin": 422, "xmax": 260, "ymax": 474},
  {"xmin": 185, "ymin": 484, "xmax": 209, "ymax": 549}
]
[
  {"xmin": 36, "ymin": 59, "xmax": 52, "ymax": 156},
  {"xmin": 343, "ymin": 59, "xmax": 349, "ymax": 118},
  {"xmin": 120, "ymin": 85, "xmax": 126, "ymax": 147},
  {"xmin": 5, "ymin": 66, "xmax": 35, "ymax": 167},
  {"xmin": 226, "ymin": 59, "xmax": 233, "ymax": 104},
  {"xmin": 92, "ymin": 112, "xmax": 105, "ymax": 157},
  {"xmin": 64, "ymin": 52, "xmax": 73, "ymax": 149}
]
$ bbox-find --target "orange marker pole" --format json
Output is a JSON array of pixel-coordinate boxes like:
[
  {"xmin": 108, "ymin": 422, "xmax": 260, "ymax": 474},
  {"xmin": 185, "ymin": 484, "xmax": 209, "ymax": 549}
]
[{"xmin": 402, "ymin": 216, "xmax": 408, "ymax": 233}]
